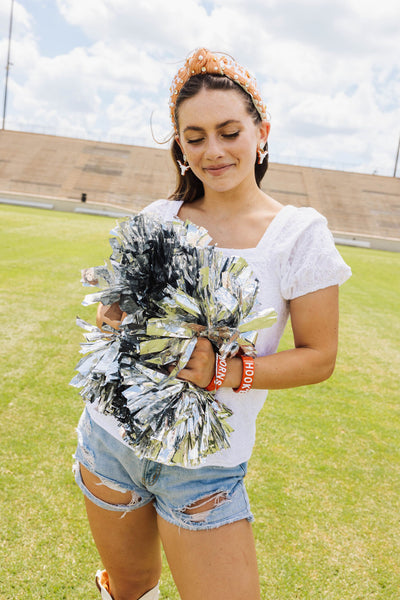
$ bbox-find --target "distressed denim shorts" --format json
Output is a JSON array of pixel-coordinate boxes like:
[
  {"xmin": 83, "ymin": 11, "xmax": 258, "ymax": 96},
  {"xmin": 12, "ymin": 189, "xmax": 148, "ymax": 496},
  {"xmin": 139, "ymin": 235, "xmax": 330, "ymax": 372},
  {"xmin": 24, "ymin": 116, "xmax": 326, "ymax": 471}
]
[{"xmin": 73, "ymin": 407, "xmax": 254, "ymax": 531}]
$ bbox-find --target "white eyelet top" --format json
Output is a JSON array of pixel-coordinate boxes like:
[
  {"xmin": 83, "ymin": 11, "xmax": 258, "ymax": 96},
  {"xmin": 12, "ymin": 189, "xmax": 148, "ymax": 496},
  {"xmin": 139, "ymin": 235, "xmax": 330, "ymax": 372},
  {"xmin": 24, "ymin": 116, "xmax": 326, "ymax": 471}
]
[{"xmin": 87, "ymin": 199, "xmax": 351, "ymax": 468}]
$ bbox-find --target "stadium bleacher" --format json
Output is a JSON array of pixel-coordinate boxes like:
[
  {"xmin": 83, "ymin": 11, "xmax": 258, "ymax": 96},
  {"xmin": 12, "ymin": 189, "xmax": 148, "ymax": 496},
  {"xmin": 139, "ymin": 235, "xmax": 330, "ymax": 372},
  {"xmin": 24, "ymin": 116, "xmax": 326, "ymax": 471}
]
[{"xmin": 1, "ymin": 130, "xmax": 399, "ymax": 251}]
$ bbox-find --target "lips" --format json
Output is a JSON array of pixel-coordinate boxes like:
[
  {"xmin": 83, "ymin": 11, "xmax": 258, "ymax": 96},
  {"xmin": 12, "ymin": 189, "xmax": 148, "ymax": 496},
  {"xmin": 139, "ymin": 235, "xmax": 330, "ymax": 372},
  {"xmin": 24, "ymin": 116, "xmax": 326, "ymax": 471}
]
[{"xmin": 204, "ymin": 163, "xmax": 234, "ymax": 176}]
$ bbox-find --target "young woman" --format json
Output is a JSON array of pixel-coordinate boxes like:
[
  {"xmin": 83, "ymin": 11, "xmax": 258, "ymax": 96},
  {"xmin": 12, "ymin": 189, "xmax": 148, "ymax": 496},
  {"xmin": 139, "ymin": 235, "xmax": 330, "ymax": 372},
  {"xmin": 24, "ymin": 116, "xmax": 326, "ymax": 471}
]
[{"xmin": 74, "ymin": 48, "xmax": 351, "ymax": 600}]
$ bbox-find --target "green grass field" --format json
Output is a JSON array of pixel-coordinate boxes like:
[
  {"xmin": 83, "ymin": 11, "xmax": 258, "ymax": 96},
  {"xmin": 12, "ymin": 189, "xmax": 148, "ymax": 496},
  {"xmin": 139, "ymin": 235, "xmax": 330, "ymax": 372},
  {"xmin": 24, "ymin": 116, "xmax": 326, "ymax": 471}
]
[{"xmin": 0, "ymin": 205, "xmax": 399, "ymax": 599}]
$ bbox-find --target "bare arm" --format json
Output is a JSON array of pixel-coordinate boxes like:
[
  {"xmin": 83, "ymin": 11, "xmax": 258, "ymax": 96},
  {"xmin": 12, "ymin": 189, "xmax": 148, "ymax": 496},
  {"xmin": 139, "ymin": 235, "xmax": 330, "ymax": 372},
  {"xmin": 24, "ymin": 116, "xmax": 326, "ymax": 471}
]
[{"xmin": 178, "ymin": 285, "xmax": 340, "ymax": 390}]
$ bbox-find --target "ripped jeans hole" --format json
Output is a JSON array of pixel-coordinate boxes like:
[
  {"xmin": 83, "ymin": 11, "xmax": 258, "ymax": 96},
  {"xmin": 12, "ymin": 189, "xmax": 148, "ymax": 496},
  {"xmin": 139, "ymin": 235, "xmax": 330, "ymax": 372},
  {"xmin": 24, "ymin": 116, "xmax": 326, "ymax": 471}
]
[
  {"xmin": 75, "ymin": 461, "xmax": 142, "ymax": 507},
  {"xmin": 94, "ymin": 478, "xmax": 143, "ymax": 507},
  {"xmin": 182, "ymin": 491, "xmax": 230, "ymax": 522}
]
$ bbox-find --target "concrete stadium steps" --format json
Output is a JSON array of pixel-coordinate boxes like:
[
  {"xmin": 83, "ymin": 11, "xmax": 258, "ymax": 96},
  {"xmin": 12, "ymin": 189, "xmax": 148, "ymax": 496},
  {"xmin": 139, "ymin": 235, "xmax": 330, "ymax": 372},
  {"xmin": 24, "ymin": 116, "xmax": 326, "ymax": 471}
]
[
  {"xmin": 0, "ymin": 130, "xmax": 175, "ymax": 212},
  {"xmin": 1, "ymin": 130, "xmax": 399, "ymax": 247},
  {"xmin": 263, "ymin": 163, "xmax": 400, "ymax": 239}
]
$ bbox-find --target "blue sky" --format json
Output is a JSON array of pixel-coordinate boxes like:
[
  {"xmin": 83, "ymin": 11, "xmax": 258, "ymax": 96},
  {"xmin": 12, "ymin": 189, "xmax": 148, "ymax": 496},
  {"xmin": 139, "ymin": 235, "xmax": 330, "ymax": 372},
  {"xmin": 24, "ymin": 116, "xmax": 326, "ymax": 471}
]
[
  {"xmin": 21, "ymin": 0, "xmax": 89, "ymax": 57},
  {"xmin": 1, "ymin": 0, "xmax": 399, "ymax": 176}
]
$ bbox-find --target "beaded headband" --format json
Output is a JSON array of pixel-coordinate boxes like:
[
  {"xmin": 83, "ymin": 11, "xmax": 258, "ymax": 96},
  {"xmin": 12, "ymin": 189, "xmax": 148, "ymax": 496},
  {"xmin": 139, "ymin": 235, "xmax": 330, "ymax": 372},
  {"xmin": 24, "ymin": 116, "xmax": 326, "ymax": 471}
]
[{"xmin": 169, "ymin": 48, "xmax": 268, "ymax": 132}]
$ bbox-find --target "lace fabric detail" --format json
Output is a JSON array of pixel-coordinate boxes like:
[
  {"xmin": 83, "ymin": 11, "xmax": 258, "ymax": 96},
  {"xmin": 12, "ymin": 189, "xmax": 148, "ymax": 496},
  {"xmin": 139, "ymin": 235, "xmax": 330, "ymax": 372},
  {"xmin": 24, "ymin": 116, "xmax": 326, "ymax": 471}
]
[{"xmin": 272, "ymin": 207, "xmax": 352, "ymax": 300}]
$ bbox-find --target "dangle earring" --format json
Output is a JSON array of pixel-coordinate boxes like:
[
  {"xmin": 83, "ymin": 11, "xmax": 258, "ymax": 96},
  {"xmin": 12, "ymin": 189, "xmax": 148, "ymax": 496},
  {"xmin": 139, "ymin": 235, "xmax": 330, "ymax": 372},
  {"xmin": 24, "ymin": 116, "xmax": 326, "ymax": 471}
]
[
  {"xmin": 177, "ymin": 154, "xmax": 190, "ymax": 175},
  {"xmin": 257, "ymin": 144, "xmax": 268, "ymax": 165}
]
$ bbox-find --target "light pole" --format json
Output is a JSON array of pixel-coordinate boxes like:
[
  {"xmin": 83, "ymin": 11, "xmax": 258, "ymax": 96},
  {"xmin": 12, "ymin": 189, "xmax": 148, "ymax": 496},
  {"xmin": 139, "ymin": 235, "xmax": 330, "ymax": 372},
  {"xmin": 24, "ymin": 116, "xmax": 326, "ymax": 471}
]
[
  {"xmin": 2, "ymin": 0, "xmax": 15, "ymax": 130},
  {"xmin": 394, "ymin": 133, "xmax": 400, "ymax": 178}
]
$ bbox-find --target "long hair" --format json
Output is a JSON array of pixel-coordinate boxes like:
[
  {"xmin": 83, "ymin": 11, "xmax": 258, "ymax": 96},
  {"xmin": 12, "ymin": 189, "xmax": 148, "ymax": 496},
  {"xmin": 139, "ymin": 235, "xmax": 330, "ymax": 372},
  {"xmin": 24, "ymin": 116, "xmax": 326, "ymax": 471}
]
[{"xmin": 169, "ymin": 74, "xmax": 269, "ymax": 203}]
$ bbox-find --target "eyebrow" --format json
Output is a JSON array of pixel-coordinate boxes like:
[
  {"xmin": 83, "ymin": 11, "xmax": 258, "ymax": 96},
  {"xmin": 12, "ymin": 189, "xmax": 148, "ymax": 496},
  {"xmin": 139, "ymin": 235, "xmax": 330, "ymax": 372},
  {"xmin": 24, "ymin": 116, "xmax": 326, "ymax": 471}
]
[{"xmin": 183, "ymin": 119, "xmax": 241, "ymax": 133}]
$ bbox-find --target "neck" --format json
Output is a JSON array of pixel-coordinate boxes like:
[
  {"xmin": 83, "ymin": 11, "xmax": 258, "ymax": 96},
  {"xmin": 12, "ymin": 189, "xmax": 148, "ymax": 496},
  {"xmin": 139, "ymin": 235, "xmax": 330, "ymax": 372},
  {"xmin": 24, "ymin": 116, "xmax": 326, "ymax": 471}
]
[{"xmin": 201, "ymin": 180, "xmax": 266, "ymax": 215}]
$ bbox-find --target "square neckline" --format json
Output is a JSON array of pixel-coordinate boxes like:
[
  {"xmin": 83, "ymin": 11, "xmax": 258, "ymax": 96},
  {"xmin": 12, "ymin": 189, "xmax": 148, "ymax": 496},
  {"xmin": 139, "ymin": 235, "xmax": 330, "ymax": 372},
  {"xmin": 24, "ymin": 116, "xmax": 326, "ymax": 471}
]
[{"xmin": 173, "ymin": 200, "xmax": 295, "ymax": 253}]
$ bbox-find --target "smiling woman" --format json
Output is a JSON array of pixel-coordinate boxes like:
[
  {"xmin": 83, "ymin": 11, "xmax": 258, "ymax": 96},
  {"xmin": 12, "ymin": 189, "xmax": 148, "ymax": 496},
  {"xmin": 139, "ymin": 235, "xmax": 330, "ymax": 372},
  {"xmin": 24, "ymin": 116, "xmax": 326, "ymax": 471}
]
[
  {"xmin": 73, "ymin": 47, "xmax": 352, "ymax": 600},
  {"xmin": 175, "ymin": 89, "xmax": 269, "ymax": 199},
  {"xmin": 172, "ymin": 86, "xmax": 272, "ymax": 249},
  {"xmin": 170, "ymin": 67, "xmax": 270, "ymax": 204}
]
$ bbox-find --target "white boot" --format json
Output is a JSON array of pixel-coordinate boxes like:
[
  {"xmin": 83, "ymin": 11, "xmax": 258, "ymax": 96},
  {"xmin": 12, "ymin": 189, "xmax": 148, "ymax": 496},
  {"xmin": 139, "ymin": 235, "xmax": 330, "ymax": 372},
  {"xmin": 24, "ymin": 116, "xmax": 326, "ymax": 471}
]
[
  {"xmin": 96, "ymin": 571, "xmax": 113, "ymax": 600},
  {"xmin": 96, "ymin": 570, "xmax": 160, "ymax": 600}
]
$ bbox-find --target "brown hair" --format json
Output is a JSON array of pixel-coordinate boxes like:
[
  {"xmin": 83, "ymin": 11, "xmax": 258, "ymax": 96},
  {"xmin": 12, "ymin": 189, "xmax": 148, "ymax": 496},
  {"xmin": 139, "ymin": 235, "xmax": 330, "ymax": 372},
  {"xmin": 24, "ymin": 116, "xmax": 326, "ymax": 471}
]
[{"xmin": 169, "ymin": 74, "xmax": 268, "ymax": 203}]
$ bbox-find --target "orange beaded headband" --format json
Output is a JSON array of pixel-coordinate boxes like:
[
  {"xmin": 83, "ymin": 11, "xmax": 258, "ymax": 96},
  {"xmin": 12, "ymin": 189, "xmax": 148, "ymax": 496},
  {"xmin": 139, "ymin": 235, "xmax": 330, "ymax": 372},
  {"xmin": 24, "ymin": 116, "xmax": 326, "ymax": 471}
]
[{"xmin": 169, "ymin": 48, "xmax": 268, "ymax": 132}]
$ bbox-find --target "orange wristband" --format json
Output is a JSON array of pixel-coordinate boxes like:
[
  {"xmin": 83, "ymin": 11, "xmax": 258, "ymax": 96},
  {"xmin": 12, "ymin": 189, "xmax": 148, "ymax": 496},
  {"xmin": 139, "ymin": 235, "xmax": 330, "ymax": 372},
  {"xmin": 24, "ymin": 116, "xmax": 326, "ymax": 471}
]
[
  {"xmin": 205, "ymin": 355, "xmax": 227, "ymax": 392},
  {"xmin": 215, "ymin": 357, "xmax": 227, "ymax": 388},
  {"xmin": 233, "ymin": 355, "xmax": 255, "ymax": 393},
  {"xmin": 205, "ymin": 374, "xmax": 216, "ymax": 391}
]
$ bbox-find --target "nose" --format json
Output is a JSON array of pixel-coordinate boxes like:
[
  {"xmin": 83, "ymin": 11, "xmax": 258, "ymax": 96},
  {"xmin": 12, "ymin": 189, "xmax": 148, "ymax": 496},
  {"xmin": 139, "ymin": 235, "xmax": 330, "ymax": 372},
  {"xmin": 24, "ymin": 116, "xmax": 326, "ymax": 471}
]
[{"xmin": 204, "ymin": 135, "xmax": 224, "ymax": 160}]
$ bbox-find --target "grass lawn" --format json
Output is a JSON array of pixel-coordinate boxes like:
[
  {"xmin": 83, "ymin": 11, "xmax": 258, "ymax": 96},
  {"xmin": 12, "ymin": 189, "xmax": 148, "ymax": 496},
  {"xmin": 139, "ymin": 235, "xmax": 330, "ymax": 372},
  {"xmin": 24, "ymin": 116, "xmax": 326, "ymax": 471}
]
[{"xmin": 0, "ymin": 205, "xmax": 399, "ymax": 599}]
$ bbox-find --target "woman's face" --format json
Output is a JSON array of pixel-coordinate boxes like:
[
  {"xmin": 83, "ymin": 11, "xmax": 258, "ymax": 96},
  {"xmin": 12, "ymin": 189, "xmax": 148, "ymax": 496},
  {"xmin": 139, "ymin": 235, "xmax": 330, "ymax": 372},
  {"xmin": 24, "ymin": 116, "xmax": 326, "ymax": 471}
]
[{"xmin": 176, "ymin": 88, "xmax": 269, "ymax": 196}]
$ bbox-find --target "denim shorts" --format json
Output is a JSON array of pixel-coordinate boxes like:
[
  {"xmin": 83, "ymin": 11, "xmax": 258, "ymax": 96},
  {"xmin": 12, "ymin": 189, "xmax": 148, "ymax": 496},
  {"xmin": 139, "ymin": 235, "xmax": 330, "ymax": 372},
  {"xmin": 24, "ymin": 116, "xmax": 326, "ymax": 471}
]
[{"xmin": 73, "ymin": 407, "xmax": 254, "ymax": 531}]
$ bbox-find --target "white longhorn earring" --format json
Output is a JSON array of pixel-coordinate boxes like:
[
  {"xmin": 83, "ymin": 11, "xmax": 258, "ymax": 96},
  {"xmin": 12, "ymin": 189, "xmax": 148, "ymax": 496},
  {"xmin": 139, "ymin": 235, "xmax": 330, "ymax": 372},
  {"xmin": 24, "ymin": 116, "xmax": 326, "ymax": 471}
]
[
  {"xmin": 177, "ymin": 154, "xmax": 190, "ymax": 175},
  {"xmin": 257, "ymin": 145, "xmax": 268, "ymax": 164}
]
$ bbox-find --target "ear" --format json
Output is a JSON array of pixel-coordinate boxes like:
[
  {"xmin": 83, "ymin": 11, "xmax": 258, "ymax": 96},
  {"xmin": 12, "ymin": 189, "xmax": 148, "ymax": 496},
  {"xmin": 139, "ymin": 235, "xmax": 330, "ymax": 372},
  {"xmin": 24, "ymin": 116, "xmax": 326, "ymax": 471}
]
[
  {"xmin": 259, "ymin": 120, "xmax": 270, "ymax": 147},
  {"xmin": 175, "ymin": 135, "xmax": 184, "ymax": 155}
]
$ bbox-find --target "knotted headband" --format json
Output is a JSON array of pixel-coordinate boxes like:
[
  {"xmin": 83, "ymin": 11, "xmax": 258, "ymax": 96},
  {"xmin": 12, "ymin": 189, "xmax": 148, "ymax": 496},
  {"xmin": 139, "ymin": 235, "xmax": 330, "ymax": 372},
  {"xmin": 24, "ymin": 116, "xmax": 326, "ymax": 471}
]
[{"xmin": 169, "ymin": 48, "xmax": 268, "ymax": 132}]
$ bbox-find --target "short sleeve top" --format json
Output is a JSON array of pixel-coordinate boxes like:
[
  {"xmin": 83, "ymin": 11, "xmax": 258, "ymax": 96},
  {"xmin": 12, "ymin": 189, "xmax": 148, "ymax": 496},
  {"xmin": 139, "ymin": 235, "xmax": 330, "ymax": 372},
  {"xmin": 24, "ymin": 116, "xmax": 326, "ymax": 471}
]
[{"xmin": 87, "ymin": 199, "xmax": 352, "ymax": 467}]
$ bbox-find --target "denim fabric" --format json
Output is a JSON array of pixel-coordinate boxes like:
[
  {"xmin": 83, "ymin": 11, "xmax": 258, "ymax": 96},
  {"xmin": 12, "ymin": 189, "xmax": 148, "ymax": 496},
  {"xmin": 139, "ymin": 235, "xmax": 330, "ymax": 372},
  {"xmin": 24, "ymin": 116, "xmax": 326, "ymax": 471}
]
[{"xmin": 74, "ymin": 407, "xmax": 254, "ymax": 531}]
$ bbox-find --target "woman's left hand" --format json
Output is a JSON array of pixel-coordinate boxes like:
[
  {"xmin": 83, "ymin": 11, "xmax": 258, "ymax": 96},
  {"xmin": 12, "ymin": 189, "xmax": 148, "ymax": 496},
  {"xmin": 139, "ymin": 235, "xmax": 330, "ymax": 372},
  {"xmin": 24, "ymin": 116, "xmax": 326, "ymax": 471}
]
[
  {"xmin": 176, "ymin": 337, "xmax": 216, "ymax": 388},
  {"xmin": 96, "ymin": 302, "xmax": 127, "ymax": 331}
]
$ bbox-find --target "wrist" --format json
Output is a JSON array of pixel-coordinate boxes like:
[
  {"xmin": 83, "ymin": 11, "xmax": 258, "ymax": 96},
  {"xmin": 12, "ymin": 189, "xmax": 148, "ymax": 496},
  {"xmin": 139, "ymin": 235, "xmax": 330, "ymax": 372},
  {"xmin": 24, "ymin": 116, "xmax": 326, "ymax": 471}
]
[
  {"xmin": 221, "ymin": 357, "xmax": 243, "ymax": 389},
  {"xmin": 233, "ymin": 355, "xmax": 255, "ymax": 393}
]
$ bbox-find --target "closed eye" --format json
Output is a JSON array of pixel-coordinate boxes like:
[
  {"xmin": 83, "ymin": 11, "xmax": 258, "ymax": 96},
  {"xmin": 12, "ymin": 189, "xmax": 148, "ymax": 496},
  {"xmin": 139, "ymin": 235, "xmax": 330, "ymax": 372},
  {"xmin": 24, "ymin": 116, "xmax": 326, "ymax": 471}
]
[
  {"xmin": 185, "ymin": 131, "xmax": 239, "ymax": 144},
  {"xmin": 186, "ymin": 138, "xmax": 204, "ymax": 144}
]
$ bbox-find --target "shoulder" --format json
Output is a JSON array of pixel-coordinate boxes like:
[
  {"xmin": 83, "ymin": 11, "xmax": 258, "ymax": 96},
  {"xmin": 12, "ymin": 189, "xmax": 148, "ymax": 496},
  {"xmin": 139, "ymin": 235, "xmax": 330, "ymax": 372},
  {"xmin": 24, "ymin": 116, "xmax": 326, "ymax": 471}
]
[
  {"xmin": 270, "ymin": 205, "xmax": 330, "ymax": 250},
  {"xmin": 282, "ymin": 205, "xmax": 327, "ymax": 232},
  {"xmin": 275, "ymin": 206, "xmax": 351, "ymax": 299},
  {"xmin": 140, "ymin": 199, "xmax": 183, "ymax": 220}
]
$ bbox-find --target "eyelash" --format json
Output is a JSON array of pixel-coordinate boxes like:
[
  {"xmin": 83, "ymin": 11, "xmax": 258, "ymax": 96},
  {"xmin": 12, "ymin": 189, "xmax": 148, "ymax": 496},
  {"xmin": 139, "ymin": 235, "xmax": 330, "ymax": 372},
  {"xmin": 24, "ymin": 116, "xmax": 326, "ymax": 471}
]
[{"xmin": 186, "ymin": 131, "xmax": 240, "ymax": 144}]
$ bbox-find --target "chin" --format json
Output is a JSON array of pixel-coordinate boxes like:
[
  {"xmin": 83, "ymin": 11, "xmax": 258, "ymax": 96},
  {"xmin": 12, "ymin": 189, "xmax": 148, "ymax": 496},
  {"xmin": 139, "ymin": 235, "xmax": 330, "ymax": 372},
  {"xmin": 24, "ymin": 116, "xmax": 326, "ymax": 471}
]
[{"xmin": 205, "ymin": 181, "xmax": 238, "ymax": 194}]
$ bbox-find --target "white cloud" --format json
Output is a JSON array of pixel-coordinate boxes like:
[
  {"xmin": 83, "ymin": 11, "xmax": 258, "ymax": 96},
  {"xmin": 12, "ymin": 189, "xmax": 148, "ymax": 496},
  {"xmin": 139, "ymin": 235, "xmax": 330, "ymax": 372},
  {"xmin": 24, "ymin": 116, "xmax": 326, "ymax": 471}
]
[
  {"xmin": 57, "ymin": 0, "xmax": 212, "ymax": 54},
  {"xmin": 0, "ymin": 1, "xmax": 33, "ymax": 37}
]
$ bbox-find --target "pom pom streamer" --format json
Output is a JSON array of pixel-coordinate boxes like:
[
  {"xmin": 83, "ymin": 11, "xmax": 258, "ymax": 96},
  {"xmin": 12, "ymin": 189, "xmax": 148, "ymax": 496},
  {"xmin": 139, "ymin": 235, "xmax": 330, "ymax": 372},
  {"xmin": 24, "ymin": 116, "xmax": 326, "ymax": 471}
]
[{"xmin": 71, "ymin": 213, "xmax": 277, "ymax": 466}]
